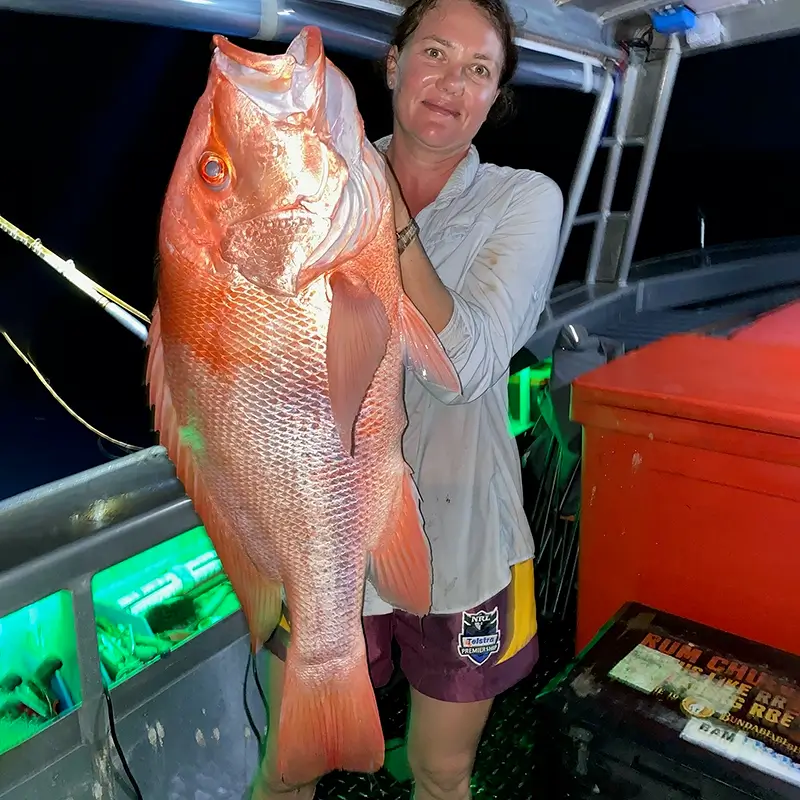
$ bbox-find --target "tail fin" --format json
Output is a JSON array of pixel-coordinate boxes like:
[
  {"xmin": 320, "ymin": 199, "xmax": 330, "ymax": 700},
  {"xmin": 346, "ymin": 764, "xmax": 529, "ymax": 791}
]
[{"xmin": 275, "ymin": 651, "xmax": 384, "ymax": 786}]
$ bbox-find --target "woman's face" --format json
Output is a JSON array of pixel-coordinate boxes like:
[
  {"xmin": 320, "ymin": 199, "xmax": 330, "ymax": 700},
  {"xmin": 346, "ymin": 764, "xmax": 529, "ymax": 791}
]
[{"xmin": 387, "ymin": 0, "xmax": 504, "ymax": 156}]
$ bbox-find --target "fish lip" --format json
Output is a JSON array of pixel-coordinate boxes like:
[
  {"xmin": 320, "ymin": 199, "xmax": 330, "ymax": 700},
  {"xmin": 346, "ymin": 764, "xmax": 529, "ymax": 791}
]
[
  {"xmin": 238, "ymin": 207, "xmax": 319, "ymax": 227},
  {"xmin": 211, "ymin": 27, "xmax": 326, "ymax": 123}
]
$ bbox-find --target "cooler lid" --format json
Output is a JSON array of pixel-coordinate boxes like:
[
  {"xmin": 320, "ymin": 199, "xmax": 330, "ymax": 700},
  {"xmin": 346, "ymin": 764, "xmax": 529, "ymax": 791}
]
[
  {"xmin": 571, "ymin": 333, "xmax": 800, "ymax": 439},
  {"xmin": 732, "ymin": 299, "xmax": 800, "ymax": 348}
]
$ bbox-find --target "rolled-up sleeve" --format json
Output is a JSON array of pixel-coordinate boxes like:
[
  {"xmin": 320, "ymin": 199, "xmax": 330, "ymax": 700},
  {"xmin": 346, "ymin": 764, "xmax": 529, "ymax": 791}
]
[{"xmin": 420, "ymin": 172, "xmax": 563, "ymax": 405}]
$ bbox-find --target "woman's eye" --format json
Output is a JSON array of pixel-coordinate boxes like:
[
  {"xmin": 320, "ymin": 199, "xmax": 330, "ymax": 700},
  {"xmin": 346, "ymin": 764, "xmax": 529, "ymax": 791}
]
[
  {"xmin": 425, "ymin": 47, "xmax": 442, "ymax": 58},
  {"xmin": 473, "ymin": 65, "xmax": 490, "ymax": 78}
]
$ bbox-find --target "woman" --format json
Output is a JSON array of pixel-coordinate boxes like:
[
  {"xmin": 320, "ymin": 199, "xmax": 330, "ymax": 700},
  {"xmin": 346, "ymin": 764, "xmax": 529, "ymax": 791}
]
[{"xmin": 259, "ymin": 0, "xmax": 563, "ymax": 797}]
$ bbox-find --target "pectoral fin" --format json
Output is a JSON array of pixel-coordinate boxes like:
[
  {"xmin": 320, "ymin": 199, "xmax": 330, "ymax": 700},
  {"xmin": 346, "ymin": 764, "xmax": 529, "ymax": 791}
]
[{"xmin": 326, "ymin": 272, "xmax": 390, "ymax": 455}]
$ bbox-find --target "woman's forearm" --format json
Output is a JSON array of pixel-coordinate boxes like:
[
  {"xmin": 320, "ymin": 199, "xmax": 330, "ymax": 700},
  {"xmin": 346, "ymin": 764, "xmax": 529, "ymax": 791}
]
[
  {"xmin": 391, "ymin": 189, "xmax": 454, "ymax": 335},
  {"xmin": 397, "ymin": 232, "xmax": 455, "ymax": 335}
]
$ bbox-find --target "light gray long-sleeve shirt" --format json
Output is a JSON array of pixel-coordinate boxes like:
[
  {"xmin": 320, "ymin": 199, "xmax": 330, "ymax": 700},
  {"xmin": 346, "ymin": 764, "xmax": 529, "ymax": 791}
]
[{"xmin": 363, "ymin": 135, "xmax": 564, "ymax": 617}]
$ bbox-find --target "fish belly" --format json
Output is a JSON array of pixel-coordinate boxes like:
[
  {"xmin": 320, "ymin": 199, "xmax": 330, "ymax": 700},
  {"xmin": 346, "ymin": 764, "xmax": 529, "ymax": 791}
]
[{"xmin": 157, "ymin": 275, "xmax": 403, "ymax": 785}]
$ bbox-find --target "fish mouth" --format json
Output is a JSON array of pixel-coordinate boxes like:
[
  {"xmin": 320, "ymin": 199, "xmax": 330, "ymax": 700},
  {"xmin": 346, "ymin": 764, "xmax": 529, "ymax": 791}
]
[
  {"xmin": 212, "ymin": 29, "xmax": 326, "ymax": 126},
  {"xmin": 211, "ymin": 29, "xmax": 388, "ymax": 289}
]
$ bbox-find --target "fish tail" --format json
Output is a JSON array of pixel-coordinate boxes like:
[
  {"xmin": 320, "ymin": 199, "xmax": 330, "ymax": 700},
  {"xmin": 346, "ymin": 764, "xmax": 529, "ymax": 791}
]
[{"xmin": 275, "ymin": 649, "xmax": 384, "ymax": 785}]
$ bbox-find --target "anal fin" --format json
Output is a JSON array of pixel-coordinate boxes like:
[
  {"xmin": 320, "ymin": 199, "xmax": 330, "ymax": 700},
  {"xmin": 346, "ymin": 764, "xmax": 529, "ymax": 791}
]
[
  {"xmin": 399, "ymin": 293, "xmax": 461, "ymax": 394},
  {"xmin": 146, "ymin": 302, "xmax": 282, "ymax": 651},
  {"xmin": 326, "ymin": 272, "xmax": 390, "ymax": 455},
  {"xmin": 368, "ymin": 470, "xmax": 432, "ymax": 616}
]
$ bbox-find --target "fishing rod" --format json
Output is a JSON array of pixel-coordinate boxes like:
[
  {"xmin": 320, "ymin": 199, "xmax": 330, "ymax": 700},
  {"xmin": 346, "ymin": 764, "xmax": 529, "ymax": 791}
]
[
  {"xmin": 0, "ymin": 213, "xmax": 150, "ymax": 342},
  {"xmin": 0, "ymin": 212, "xmax": 149, "ymax": 452}
]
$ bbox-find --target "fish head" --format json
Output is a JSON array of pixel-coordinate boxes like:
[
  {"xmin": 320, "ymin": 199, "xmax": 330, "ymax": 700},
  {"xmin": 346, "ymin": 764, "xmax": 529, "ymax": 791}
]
[{"xmin": 160, "ymin": 26, "xmax": 387, "ymax": 297}]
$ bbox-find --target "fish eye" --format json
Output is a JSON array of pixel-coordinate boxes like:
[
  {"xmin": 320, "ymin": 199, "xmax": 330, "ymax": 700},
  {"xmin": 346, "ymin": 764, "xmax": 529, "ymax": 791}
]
[{"xmin": 199, "ymin": 152, "xmax": 230, "ymax": 190}]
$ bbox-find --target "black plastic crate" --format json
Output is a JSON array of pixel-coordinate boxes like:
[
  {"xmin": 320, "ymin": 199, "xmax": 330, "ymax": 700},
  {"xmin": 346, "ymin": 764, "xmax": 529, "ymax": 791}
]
[{"xmin": 536, "ymin": 602, "xmax": 800, "ymax": 800}]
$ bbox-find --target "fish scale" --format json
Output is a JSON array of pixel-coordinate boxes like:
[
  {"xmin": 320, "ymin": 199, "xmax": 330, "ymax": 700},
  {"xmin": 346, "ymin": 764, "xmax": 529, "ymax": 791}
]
[{"xmin": 146, "ymin": 26, "xmax": 460, "ymax": 792}]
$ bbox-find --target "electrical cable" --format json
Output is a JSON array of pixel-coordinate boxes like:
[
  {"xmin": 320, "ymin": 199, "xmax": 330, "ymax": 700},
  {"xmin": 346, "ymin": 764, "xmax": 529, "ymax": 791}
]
[
  {"xmin": 620, "ymin": 24, "xmax": 656, "ymax": 64},
  {"xmin": 243, "ymin": 651, "xmax": 263, "ymax": 749},
  {"xmin": 104, "ymin": 688, "xmax": 144, "ymax": 800},
  {"xmin": 251, "ymin": 652, "xmax": 268, "ymax": 714}
]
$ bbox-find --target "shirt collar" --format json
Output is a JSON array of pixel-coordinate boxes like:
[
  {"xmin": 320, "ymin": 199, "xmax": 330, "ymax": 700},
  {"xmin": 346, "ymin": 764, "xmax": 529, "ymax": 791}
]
[{"xmin": 373, "ymin": 134, "xmax": 480, "ymax": 212}]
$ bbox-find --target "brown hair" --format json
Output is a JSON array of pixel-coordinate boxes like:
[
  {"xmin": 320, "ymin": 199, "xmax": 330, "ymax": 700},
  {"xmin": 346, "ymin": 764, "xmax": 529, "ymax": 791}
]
[{"xmin": 388, "ymin": 0, "xmax": 518, "ymax": 124}]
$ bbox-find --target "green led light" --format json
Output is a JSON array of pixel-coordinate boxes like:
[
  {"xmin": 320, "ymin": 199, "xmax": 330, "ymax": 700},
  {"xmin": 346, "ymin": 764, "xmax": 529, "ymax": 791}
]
[
  {"xmin": 0, "ymin": 590, "xmax": 80, "ymax": 756},
  {"xmin": 507, "ymin": 359, "xmax": 551, "ymax": 437},
  {"xmin": 0, "ymin": 526, "xmax": 242, "ymax": 756}
]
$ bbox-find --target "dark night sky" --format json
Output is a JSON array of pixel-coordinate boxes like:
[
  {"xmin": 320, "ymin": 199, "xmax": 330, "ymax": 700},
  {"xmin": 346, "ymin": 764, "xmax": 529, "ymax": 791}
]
[{"xmin": 0, "ymin": 8, "xmax": 798, "ymax": 496}]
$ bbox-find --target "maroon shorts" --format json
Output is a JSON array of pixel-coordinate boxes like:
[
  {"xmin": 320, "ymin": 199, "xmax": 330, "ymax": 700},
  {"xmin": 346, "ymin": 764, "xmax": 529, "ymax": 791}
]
[{"xmin": 266, "ymin": 560, "xmax": 539, "ymax": 703}]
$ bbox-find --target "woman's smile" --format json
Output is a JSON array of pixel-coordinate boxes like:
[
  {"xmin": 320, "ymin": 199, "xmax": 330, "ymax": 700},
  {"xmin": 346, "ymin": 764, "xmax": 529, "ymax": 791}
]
[{"xmin": 421, "ymin": 99, "xmax": 461, "ymax": 117}]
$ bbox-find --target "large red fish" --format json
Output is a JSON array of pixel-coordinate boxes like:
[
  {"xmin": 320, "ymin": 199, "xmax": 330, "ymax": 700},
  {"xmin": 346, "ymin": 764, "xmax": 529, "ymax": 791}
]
[{"xmin": 146, "ymin": 27, "xmax": 460, "ymax": 788}]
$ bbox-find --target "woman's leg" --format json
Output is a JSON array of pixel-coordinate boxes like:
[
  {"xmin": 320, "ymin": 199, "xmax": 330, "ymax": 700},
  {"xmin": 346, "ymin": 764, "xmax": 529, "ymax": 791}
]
[
  {"xmin": 397, "ymin": 560, "xmax": 540, "ymax": 800},
  {"xmin": 406, "ymin": 689, "xmax": 492, "ymax": 800}
]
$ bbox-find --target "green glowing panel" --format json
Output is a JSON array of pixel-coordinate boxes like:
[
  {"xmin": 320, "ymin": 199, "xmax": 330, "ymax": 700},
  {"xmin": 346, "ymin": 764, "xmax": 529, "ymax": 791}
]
[
  {"xmin": 91, "ymin": 526, "xmax": 241, "ymax": 689},
  {"xmin": 0, "ymin": 591, "xmax": 79, "ymax": 756},
  {"xmin": 508, "ymin": 359, "xmax": 551, "ymax": 438}
]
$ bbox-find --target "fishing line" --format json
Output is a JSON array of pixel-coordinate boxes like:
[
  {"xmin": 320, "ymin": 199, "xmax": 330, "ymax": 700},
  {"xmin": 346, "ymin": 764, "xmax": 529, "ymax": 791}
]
[
  {"xmin": 1, "ymin": 331, "xmax": 143, "ymax": 452},
  {"xmin": 0, "ymin": 213, "xmax": 150, "ymax": 336},
  {"xmin": 1, "ymin": 213, "xmax": 150, "ymax": 451}
]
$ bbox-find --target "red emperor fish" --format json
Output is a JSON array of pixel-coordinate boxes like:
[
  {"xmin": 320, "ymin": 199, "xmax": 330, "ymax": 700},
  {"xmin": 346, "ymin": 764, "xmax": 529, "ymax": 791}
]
[{"xmin": 145, "ymin": 26, "xmax": 460, "ymax": 788}]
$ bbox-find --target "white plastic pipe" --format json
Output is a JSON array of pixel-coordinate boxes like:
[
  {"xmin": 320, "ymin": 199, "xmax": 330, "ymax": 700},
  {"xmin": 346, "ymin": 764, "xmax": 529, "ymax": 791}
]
[{"xmin": 0, "ymin": 0, "xmax": 609, "ymax": 92}]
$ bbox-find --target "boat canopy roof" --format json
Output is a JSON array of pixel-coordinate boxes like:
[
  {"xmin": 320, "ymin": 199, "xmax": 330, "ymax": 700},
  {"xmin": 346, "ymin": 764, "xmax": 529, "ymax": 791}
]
[{"xmin": 0, "ymin": 0, "xmax": 797, "ymax": 93}]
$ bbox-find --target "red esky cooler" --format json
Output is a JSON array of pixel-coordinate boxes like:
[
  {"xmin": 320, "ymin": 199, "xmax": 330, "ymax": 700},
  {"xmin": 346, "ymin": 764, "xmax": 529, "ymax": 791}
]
[{"xmin": 571, "ymin": 326, "xmax": 800, "ymax": 656}]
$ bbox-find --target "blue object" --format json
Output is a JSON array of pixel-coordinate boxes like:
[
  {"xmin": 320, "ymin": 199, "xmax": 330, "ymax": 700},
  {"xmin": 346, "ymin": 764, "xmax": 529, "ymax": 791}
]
[
  {"xmin": 50, "ymin": 672, "xmax": 74, "ymax": 713},
  {"xmin": 651, "ymin": 5, "xmax": 696, "ymax": 35}
]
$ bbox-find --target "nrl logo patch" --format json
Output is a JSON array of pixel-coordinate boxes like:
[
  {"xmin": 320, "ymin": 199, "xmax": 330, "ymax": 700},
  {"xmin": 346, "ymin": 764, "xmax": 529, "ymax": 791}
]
[{"xmin": 457, "ymin": 608, "xmax": 501, "ymax": 666}]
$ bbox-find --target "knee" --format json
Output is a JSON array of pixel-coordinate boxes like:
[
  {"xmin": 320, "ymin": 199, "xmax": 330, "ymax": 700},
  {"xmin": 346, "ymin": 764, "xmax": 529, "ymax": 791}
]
[{"xmin": 408, "ymin": 751, "xmax": 473, "ymax": 797}]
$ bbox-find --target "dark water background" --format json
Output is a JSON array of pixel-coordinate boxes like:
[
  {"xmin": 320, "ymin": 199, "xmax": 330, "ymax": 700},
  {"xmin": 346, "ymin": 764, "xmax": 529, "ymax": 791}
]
[{"xmin": 0, "ymin": 10, "xmax": 798, "ymax": 499}]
